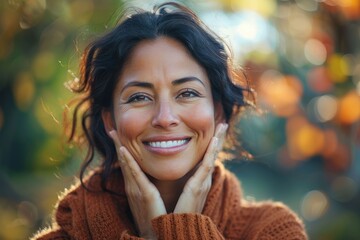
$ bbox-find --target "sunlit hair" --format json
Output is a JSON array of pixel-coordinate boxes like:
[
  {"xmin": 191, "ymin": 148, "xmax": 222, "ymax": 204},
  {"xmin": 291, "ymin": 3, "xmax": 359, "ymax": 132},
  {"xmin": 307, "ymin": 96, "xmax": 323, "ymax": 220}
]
[{"xmin": 66, "ymin": 2, "xmax": 254, "ymax": 191}]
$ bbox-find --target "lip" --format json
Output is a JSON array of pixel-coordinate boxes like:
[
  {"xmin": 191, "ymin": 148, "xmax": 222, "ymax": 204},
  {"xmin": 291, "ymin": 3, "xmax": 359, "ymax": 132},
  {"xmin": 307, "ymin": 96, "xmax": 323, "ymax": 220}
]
[
  {"xmin": 142, "ymin": 136, "xmax": 191, "ymax": 156},
  {"xmin": 143, "ymin": 135, "xmax": 191, "ymax": 142}
]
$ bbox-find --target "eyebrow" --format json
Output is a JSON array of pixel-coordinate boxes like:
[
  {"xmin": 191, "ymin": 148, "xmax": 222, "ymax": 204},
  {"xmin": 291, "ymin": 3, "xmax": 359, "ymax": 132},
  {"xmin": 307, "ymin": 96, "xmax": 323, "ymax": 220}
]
[
  {"xmin": 120, "ymin": 76, "xmax": 205, "ymax": 93},
  {"xmin": 172, "ymin": 77, "xmax": 205, "ymax": 87}
]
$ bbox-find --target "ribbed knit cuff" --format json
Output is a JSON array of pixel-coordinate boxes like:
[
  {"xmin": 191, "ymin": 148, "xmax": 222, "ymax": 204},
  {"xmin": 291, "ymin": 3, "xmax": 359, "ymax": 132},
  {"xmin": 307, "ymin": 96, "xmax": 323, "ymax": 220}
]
[{"xmin": 152, "ymin": 213, "xmax": 224, "ymax": 240}]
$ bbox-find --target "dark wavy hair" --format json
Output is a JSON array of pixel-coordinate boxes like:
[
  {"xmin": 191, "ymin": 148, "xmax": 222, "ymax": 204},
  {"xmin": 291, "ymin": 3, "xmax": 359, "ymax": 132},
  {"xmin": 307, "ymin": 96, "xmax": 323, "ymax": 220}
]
[{"xmin": 66, "ymin": 2, "xmax": 254, "ymax": 191}]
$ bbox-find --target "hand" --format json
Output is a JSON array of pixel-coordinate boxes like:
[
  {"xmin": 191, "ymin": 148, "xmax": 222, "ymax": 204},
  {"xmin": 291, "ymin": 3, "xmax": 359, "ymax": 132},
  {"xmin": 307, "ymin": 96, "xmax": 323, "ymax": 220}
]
[
  {"xmin": 174, "ymin": 123, "xmax": 228, "ymax": 213},
  {"xmin": 109, "ymin": 130, "xmax": 166, "ymax": 240}
]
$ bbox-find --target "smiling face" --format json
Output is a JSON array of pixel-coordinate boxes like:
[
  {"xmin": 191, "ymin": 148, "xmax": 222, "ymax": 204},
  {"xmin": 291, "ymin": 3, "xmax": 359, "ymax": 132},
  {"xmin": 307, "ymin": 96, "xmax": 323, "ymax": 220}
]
[{"xmin": 103, "ymin": 37, "xmax": 220, "ymax": 181}]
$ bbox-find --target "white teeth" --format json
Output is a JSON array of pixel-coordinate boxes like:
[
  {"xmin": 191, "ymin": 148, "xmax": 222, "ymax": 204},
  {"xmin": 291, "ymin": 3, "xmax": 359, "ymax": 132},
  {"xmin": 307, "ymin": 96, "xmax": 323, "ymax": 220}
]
[{"xmin": 148, "ymin": 140, "xmax": 187, "ymax": 148}]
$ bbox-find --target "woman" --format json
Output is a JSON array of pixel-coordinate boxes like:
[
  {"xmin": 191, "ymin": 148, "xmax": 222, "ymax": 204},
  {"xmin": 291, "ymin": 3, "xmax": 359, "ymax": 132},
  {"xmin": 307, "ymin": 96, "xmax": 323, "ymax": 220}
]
[{"xmin": 33, "ymin": 2, "xmax": 307, "ymax": 239}]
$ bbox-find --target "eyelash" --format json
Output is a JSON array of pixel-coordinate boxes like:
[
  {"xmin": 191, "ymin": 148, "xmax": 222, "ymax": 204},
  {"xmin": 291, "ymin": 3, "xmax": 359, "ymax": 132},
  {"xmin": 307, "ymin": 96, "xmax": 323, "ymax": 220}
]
[
  {"xmin": 125, "ymin": 89, "xmax": 201, "ymax": 103},
  {"xmin": 177, "ymin": 89, "xmax": 201, "ymax": 99},
  {"xmin": 127, "ymin": 93, "xmax": 152, "ymax": 103}
]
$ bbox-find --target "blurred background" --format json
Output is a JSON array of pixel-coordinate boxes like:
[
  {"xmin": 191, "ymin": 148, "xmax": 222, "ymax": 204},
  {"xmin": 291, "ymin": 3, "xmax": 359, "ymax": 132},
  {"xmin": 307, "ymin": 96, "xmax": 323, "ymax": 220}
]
[{"xmin": 0, "ymin": 0, "xmax": 359, "ymax": 239}]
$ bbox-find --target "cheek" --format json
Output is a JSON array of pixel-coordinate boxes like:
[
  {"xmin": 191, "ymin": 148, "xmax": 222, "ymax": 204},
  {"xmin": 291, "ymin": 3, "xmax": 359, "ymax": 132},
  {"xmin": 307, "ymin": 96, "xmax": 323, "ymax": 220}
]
[
  {"xmin": 115, "ymin": 109, "xmax": 148, "ymax": 147},
  {"xmin": 183, "ymin": 103, "xmax": 216, "ymax": 136}
]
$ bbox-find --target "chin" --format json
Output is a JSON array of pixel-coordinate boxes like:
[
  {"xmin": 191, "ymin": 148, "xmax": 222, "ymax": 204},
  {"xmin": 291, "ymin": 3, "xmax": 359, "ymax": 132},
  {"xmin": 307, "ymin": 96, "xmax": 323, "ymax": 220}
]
[
  {"xmin": 152, "ymin": 172, "xmax": 187, "ymax": 181},
  {"xmin": 148, "ymin": 167, "xmax": 191, "ymax": 181}
]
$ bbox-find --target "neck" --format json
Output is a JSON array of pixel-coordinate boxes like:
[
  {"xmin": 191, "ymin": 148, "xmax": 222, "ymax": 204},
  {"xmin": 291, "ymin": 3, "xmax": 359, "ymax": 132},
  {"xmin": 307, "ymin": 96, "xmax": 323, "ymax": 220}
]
[{"xmin": 148, "ymin": 167, "xmax": 197, "ymax": 213}]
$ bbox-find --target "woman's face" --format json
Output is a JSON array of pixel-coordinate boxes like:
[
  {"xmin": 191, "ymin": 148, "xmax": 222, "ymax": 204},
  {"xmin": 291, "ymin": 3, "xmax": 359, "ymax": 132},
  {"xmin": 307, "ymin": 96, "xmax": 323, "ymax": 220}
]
[{"xmin": 103, "ymin": 37, "xmax": 220, "ymax": 181}]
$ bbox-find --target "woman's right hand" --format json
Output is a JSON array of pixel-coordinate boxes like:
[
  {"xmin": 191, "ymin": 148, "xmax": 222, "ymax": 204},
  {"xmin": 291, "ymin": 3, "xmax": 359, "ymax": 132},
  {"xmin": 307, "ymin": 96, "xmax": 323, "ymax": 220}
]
[{"xmin": 109, "ymin": 130, "xmax": 166, "ymax": 240}]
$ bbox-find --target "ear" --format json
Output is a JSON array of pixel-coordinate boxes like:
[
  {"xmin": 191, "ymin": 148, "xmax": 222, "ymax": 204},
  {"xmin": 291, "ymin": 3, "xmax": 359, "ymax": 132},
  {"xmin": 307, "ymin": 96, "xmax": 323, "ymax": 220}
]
[
  {"xmin": 102, "ymin": 109, "xmax": 116, "ymax": 136},
  {"xmin": 214, "ymin": 102, "xmax": 225, "ymax": 124}
]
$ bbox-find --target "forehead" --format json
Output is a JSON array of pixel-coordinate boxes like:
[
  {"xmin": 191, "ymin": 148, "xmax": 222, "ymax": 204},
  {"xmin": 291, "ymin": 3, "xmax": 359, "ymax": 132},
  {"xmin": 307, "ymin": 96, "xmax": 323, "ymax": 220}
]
[{"xmin": 117, "ymin": 37, "xmax": 210, "ymax": 87}]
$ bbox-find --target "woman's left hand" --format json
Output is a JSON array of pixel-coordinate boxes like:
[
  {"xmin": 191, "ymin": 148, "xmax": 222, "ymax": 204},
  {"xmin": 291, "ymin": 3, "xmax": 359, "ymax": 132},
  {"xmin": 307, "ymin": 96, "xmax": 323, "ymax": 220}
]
[{"xmin": 174, "ymin": 123, "xmax": 228, "ymax": 213}]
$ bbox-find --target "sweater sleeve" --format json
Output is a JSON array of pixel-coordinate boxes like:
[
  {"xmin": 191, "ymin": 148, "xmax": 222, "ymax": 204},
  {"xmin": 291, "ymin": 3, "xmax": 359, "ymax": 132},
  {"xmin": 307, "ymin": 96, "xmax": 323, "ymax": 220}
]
[
  {"xmin": 151, "ymin": 213, "xmax": 224, "ymax": 240},
  {"xmin": 30, "ymin": 187, "xmax": 87, "ymax": 240},
  {"xmin": 31, "ymin": 227, "xmax": 70, "ymax": 240},
  {"xmin": 31, "ymin": 188, "xmax": 145, "ymax": 240},
  {"xmin": 255, "ymin": 204, "xmax": 307, "ymax": 240},
  {"xmin": 236, "ymin": 201, "xmax": 308, "ymax": 240}
]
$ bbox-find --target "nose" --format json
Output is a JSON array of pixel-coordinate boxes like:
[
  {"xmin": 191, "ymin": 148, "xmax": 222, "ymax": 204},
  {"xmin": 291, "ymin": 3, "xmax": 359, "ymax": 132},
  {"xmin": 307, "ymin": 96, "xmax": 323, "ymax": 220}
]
[{"xmin": 151, "ymin": 100, "xmax": 179, "ymax": 128}]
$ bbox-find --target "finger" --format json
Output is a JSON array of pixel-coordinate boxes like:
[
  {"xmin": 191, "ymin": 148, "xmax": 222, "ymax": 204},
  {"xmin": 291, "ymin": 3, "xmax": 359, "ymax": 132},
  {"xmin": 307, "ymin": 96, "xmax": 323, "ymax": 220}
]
[
  {"xmin": 107, "ymin": 131, "xmax": 136, "ymax": 187},
  {"xmin": 108, "ymin": 130, "xmax": 122, "ymax": 148},
  {"xmin": 214, "ymin": 123, "xmax": 228, "ymax": 150},
  {"xmin": 108, "ymin": 132, "xmax": 167, "ymax": 219},
  {"xmin": 213, "ymin": 122, "xmax": 227, "ymax": 138},
  {"xmin": 119, "ymin": 147, "xmax": 159, "ymax": 195},
  {"xmin": 201, "ymin": 123, "xmax": 227, "ymax": 170},
  {"xmin": 189, "ymin": 123, "xmax": 227, "ymax": 184},
  {"xmin": 213, "ymin": 123, "xmax": 224, "ymax": 139},
  {"xmin": 116, "ymin": 147, "xmax": 150, "ymax": 207},
  {"xmin": 174, "ymin": 138, "xmax": 218, "ymax": 213},
  {"xmin": 108, "ymin": 130, "xmax": 125, "ymax": 164},
  {"xmin": 120, "ymin": 147, "xmax": 167, "ymax": 215},
  {"xmin": 188, "ymin": 136, "xmax": 219, "ymax": 186}
]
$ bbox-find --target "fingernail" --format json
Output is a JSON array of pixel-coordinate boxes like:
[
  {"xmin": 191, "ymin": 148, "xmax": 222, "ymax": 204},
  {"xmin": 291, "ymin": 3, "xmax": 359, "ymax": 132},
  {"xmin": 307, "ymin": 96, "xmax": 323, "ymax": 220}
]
[
  {"xmin": 109, "ymin": 130, "xmax": 115, "ymax": 137},
  {"xmin": 213, "ymin": 137, "xmax": 219, "ymax": 146},
  {"xmin": 119, "ymin": 146, "xmax": 125, "ymax": 158},
  {"xmin": 223, "ymin": 123, "xmax": 228, "ymax": 132}
]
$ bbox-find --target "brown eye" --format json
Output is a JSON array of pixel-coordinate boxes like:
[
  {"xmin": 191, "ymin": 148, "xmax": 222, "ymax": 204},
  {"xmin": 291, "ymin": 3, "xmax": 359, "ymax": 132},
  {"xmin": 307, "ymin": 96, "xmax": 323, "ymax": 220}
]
[
  {"xmin": 177, "ymin": 89, "xmax": 201, "ymax": 99},
  {"xmin": 127, "ymin": 93, "xmax": 152, "ymax": 103}
]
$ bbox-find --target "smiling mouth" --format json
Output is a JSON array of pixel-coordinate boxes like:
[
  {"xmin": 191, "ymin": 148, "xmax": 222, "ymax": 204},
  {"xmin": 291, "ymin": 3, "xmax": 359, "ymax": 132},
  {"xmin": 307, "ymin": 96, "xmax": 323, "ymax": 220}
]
[{"xmin": 144, "ymin": 138, "xmax": 191, "ymax": 148}]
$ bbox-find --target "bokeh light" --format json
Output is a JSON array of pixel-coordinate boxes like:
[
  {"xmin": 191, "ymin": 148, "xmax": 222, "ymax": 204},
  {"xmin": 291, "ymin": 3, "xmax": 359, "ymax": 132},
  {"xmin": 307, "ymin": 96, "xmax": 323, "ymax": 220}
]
[
  {"xmin": 224, "ymin": 0, "xmax": 276, "ymax": 17},
  {"xmin": 258, "ymin": 70, "xmax": 302, "ymax": 117},
  {"xmin": 12, "ymin": 72, "xmax": 35, "ymax": 111},
  {"xmin": 328, "ymin": 54, "xmax": 350, "ymax": 83},
  {"xmin": 312, "ymin": 95, "xmax": 338, "ymax": 122},
  {"xmin": 286, "ymin": 116, "xmax": 325, "ymax": 160},
  {"xmin": 301, "ymin": 190, "xmax": 329, "ymax": 221},
  {"xmin": 304, "ymin": 38, "xmax": 327, "ymax": 66},
  {"xmin": 307, "ymin": 67, "xmax": 333, "ymax": 93},
  {"xmin": 337, "ymin": 91, "xmax": 360, "ymax": 124}
]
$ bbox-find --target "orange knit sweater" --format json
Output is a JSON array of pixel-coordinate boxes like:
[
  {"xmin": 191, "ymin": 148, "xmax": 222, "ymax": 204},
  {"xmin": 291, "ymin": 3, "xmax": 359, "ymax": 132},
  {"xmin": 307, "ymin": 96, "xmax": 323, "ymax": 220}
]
[{"xmin": 32, "ymin": 163, "xmax": 307, "ymax": 239}]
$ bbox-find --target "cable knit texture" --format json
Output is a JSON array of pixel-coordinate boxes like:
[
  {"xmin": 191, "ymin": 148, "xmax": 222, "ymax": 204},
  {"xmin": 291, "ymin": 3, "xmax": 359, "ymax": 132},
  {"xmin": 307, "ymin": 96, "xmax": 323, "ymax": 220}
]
[{"xmin": 31, "ymin": 163, "xmax": 307, "ymax": 239}]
